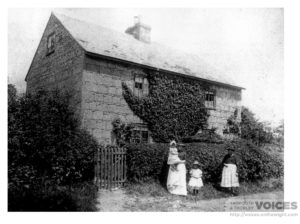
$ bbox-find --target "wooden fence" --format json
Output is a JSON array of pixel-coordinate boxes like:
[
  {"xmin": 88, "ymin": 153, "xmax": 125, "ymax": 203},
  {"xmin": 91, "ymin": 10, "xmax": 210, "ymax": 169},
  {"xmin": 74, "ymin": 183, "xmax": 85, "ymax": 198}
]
[{"xmin": 94, "ymin": 146, "xmax": 127, "ymax": 189}]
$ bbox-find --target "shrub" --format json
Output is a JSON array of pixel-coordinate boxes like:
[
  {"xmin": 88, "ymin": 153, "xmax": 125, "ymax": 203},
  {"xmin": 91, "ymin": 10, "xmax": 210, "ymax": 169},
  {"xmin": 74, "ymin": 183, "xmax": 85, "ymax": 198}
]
[
  {"xmin": 8, "ymin": 181, "xmax": 98, "ymax": 211},
  {"xmin": 182, "ymin": 127, "xmax": 224, "ymax": 144},
  {"xmin": 125, "ymin": 139, "xmax": 283, "ymax": 184},
  {"xmin": 240, "ymin": 107, "xmax": 273, "ymax": 146},
  {"xmin": 224, "ymin": 108, "xmax": 241, "ymax": 135},
  {"xmin": 112, "ymin": 118, "xmax": 133, "ymax": 146},
  {"xmin": 126, "ymin": 143, "xmax": 169, "ymax": 182},
  {"xmin": 8, "ymin": 86, "xmax": 99, "ymax": 211}
]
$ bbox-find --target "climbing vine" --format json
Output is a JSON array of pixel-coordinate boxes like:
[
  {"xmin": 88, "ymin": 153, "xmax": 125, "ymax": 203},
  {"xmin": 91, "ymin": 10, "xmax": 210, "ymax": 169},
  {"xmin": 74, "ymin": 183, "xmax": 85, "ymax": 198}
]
[{"xmin": 122, "ymin": 71, "xmax": 210, "ymax": 142}]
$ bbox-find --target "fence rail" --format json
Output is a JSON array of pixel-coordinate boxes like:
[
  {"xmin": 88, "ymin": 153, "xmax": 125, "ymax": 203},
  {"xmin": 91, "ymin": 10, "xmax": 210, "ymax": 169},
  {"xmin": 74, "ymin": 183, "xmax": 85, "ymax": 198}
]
[{"xmin": 95, "ymin": 146, "xmax": 127, "ymax": 189}]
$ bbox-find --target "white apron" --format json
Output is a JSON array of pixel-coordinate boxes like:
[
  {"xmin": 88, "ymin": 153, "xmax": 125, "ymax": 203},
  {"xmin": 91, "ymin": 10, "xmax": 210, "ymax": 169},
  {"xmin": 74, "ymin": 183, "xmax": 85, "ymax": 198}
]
[{"xmin": 221, "ymin": 164, "xmax": 239, "ymax": 187}]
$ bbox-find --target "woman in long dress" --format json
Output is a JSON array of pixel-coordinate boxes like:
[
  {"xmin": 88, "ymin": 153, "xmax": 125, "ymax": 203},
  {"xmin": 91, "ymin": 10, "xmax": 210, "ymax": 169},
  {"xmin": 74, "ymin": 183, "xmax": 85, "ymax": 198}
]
[
  {"xmin": 167, "ymin": 149, "xmax": 187, "ymax": 196},
  {"xmin": 220, "ymin": 146, "xmax": 239, "ymax": 195}
]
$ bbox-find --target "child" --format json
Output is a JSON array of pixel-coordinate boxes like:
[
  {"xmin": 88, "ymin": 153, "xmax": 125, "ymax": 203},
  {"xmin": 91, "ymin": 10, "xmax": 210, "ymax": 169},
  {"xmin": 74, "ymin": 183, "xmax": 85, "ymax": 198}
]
[
  {"xmin": 220, "ymin": 146, "xmax": 239, "ymax": 196},
  {"xmin": 167, "ymin": 140, "xmax": 184, "ymax": 171},
  {"xmin": 188, "ymin": 161, "xmax": 203, "ymax": 195}
]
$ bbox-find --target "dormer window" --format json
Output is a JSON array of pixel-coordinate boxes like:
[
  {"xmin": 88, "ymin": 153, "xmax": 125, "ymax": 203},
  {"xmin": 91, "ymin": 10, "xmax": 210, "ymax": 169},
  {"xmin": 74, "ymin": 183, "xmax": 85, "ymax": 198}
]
[
  {"xmin": 134, "ymin": 75, "xmax": 149, "ymax": 97},
  {"xmin": 46, "ymin": 32, "xmax": 55, "ymax": 55}
]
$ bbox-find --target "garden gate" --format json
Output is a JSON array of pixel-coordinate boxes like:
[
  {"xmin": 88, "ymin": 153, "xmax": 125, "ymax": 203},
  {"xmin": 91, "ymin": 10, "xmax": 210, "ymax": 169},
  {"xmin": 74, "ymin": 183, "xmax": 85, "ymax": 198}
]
[{"xmin": 94, "ymin": 146, "xmax": 127, "ymax": 189}]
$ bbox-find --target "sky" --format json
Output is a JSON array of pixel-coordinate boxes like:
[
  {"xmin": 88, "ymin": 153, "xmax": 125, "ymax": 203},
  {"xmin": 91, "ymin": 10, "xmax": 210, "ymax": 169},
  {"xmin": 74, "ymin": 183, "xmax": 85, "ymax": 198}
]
[{"xmin": 8, "ymin": 8, "xmax": 284, "ymax": 126}]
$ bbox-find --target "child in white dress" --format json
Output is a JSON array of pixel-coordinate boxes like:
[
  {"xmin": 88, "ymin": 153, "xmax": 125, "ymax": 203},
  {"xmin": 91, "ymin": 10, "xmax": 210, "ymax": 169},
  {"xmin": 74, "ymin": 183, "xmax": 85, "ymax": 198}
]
[{"xmin": 188, "ymin": 161, "xmax": 203, "ymax": 195}]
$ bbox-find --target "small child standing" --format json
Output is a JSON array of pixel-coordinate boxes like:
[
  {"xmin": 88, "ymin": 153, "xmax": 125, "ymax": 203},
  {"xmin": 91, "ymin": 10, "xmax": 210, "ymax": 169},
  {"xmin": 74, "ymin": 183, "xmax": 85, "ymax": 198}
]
[{"xmin": 188, "ymin": 161, "xmax": 203, "ymax": 195}]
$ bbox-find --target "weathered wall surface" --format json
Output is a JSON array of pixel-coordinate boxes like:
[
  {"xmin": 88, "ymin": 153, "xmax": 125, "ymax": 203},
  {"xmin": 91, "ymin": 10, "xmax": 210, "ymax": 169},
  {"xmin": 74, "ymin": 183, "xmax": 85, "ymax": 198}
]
[
  {"xmin": 82, "ymin": 56, "xmax": 242, "ymax": 144},
  {"xmin": 207, "ymin": 86, "xmax": 242, "ymax": 135},
  {"xmin": 82, "ymin": 57, "xmax": 145, "ymax": 144},
  {"xmin": 25, "ymin": 14, "xmax": 85, "ymax": 118},
  {"xmin": 25, "ymin": 14, "xmax": 242, "ymax": 145}
]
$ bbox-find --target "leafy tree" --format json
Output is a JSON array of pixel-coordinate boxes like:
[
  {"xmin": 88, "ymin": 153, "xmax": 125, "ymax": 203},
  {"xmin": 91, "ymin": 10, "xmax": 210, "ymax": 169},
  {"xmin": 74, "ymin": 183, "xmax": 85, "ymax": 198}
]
[
  {"xmin": 224, "ymin": 108, "xmax": 241, "ymax": 135},
  {"xmin": 240, "ymin": 106, "xmax": 273, "ymax": 146}
]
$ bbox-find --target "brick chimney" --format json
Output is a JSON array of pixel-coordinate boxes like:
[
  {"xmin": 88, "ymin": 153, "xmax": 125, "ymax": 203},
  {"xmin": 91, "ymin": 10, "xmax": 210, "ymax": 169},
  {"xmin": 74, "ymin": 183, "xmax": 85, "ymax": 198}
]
[{"xmin": 125, "ymin": 16, "xmax": 151, "ymax": 43}]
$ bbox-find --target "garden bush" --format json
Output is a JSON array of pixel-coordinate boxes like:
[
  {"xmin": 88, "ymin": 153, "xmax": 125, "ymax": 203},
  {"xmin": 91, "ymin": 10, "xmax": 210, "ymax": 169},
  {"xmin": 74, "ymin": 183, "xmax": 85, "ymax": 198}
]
[
  {"xmin": 8, "ymin": 181, "xmax": 98, "ymax": 211},
  {"xmin": 182, "ymin": 128, "xmax": 224, "ymax": 144},
  {"xmin": 8, "ymin": 86, "xmax": 99, "ymax": 211},
  {"xmin": 125, "ymin": 139, "xmax": 283, "ymax": 184}
]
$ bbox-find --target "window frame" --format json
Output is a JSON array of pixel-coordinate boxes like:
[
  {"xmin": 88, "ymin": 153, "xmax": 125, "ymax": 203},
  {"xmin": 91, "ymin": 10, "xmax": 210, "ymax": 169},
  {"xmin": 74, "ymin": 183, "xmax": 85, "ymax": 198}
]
[
  {"xmin": 133, "ymin": 74, "xmax": 149, "ymax": 97},
  {"xmin": 130, "ymin": 124, "xmax": 149, "ymax": 144},
  {"xmin": 204, "ymin": 90, "xmax": 216, "ymax": 109},
  {"xmin": 46, "ymin": 32, "xmax": 56, "ymax": 55}
]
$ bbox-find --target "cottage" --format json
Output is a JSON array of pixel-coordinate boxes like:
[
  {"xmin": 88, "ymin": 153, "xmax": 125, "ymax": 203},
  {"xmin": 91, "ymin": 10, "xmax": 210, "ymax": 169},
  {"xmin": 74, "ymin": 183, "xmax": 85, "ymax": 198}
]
[{"xmin": 25, "ymin": 13, "xmax": 244, "ymax": 144}]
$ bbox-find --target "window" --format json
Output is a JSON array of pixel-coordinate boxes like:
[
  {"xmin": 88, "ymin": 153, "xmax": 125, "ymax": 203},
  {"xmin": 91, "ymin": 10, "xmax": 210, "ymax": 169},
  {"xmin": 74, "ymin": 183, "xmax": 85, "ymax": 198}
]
[
  {"xmin": 205, "ymin": 91, "xmax": 216, "ymax": 108},
  {"xmin": 134, "ymin": 75, "xmax": 149, "ymax": 97},
  {"xmin": 47, "ymin": 32, "xmax": 55, "ymax": 55},
  {"xmin": 131, "ymin": 124, "xmax": 149, "ymax": 143}
]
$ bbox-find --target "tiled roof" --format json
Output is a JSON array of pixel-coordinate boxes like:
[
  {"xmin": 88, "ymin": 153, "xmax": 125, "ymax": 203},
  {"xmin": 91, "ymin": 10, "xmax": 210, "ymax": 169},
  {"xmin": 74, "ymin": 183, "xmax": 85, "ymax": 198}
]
[{"xmin": 55, "ymin": 13, "xmax": 243, "ymax": 89}]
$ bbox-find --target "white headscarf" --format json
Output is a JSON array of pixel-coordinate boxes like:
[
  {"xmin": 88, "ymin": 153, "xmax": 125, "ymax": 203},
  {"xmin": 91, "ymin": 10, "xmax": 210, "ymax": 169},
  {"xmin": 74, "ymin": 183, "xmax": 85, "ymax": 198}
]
[{"xmin": 170, "ymin": 140, "xmax": 176, "ymax": 146}]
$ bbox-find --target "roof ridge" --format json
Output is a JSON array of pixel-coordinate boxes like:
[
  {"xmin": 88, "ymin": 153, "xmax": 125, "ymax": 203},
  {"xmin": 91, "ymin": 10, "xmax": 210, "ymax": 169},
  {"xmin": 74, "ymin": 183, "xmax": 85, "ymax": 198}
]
[
  {"xmin": 53, "ymin": 12, "xmax": 110, "ymax": 31},
  {"xmin": 53, "ymin": 12, "xmax": 153, "ymax": 46},
  {"xmin": 52, "ymin": 12, "xmax": 243, "ymax": 89}
]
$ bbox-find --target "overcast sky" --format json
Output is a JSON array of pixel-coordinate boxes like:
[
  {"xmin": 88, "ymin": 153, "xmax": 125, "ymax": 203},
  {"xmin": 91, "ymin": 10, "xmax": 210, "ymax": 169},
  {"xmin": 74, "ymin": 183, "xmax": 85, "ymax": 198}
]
[{"xmin": 8, "ymin": 8, "xmax": 283, "ymax": 126}]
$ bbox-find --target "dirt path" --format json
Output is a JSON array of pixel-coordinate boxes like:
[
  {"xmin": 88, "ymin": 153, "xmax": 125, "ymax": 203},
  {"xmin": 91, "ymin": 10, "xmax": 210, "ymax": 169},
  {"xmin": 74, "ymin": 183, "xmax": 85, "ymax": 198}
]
[
  {"xmin": 97, "ymin": 189, "xmax": 284, "ymax": 212},
  {"xmin": 96, "ymin": 189, "xmax": 129, "ymax": 211}
]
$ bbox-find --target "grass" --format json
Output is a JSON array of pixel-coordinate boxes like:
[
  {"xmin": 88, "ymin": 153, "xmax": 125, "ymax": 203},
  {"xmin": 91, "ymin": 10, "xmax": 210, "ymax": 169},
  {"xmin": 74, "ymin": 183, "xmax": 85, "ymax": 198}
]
[
  {"xmin": 69, "ymin": 181, "xmax": 99, "ymax": 211},
  {"xmin": 123, "ymin": 177, "xmax": 283, "ymax": 211},
  {"xmin": 125, "ymin": 177, "xmax": 283, "ymax": 200}
]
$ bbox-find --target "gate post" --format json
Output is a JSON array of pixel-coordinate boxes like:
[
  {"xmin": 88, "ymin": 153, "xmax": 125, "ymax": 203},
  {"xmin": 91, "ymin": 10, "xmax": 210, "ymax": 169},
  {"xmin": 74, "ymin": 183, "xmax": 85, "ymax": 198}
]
[{"xmin": 94, "ymin": 147, "xmax": 100, "ymax": 186}]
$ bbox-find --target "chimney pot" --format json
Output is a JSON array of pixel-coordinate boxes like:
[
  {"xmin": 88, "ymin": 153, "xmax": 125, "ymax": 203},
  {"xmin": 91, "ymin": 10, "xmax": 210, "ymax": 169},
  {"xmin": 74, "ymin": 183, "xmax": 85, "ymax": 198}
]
[{"xmin": 125, "ymin": 16, "xmax": 151, "ymax": 44}]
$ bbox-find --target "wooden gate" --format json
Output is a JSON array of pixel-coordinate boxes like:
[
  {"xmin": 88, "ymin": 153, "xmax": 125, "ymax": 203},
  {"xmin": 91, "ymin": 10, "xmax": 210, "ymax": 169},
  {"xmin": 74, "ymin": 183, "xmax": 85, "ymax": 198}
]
[{"xmin": 94, "ymin": 146, "xmax": 127, "ymax": 189}]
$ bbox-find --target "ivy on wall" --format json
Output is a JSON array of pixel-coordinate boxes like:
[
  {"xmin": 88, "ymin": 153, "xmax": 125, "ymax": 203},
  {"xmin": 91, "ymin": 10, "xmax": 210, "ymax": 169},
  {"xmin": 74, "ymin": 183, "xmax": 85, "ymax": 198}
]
[{"xmin": 122, "ymin": 71, "xmax": 210, "ymax": 142}]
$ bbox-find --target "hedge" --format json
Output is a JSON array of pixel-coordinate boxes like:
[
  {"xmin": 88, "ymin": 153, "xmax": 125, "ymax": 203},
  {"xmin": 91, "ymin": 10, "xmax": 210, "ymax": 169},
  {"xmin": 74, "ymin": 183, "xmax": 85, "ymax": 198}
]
[
  {"xmin": 8, "ymin": 87, "xmax": 99, "ymax": 211},
  {"xmin": 125, "ymin": 139, "xmax": 283, "ymax": 184}
]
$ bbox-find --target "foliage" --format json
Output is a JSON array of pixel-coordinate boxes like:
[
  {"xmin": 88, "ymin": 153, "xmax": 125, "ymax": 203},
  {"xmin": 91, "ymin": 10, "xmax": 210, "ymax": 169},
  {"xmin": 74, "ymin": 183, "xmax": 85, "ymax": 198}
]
[
  {"xmin": 183, "ymin": 127, "xmax": 224, "ymax": 144},
  {"xmin": 273, "ymin": 120, "xmax": 284, "ymax": 149},
  {"xmin": 231, "ymin": 106, "xmax": 273, "ymax": 146},
  {"xmin": 8, "ymin": 85, "xmax": 99, "ymax": 211},
  {"xmin": 122, "ymin": 71, "xmax": 209, "ymax": 142},
  {"xmin": 124, "ymin": 177, "xmax": 283, "ymax": 206},
  {"xmin": 112, "ymin": 118, "xmax": 133, "ymax": 146},
  {"xmin": 8, "ymin": 181, "xmax": 98, "ymax": 211},
  {"xmin": 224, "ymin": 108, "xmax": 241, "ymax": 135},
  {"xmin": 125, "ymin": 139, "xmax": 283, "ymax": 184}
]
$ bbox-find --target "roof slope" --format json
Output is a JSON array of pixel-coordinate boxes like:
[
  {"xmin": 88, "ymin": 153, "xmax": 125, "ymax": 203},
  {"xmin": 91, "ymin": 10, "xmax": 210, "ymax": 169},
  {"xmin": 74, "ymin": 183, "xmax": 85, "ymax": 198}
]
[{"xmin": 55, "ymin": 13, "xmax": 242, "ymax": 89}]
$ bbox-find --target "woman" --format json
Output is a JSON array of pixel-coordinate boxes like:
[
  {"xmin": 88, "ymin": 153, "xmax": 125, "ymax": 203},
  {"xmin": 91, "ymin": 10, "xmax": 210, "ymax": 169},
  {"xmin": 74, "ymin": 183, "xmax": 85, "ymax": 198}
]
[
  {"xmin": 220, "ymin": 146, "xmax": 239, "ymax": 195},
  {"xmin": 167, "ymin": 145, "xmax": 187, "ymax": 196}
]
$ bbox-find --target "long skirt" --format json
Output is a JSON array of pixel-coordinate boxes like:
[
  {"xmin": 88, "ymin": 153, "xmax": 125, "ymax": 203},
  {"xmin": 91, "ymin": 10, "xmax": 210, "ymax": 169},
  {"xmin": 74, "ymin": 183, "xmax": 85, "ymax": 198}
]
[
  {"xmin": 167, "ymin": 163, "xmax": 187, "ymax": 196},
  {"xmin": 221, "ymin": 164, "xmax": 239, "ymax": 187}
]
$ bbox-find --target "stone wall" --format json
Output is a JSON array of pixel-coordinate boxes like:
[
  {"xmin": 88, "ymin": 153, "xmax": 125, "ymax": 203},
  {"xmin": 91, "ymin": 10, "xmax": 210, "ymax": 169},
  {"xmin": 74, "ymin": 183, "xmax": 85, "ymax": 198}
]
[
  {"xmin": 25, "ymin": 14, "xmax": 85, "ymax": 118},
  {"xmin": 25, "ymin": 14, "xmax": 242, "ymax": 145},
  {"xmin": 82, "ymin": 57, "xmax": 145, "ymax": 144},
  {"xmin": 82, "ymin": 56, "xmax": 242, "ymax": 144},
  {"xmin": 207, "ymin": 86, "xmax": 242, "ymax": 135}
]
